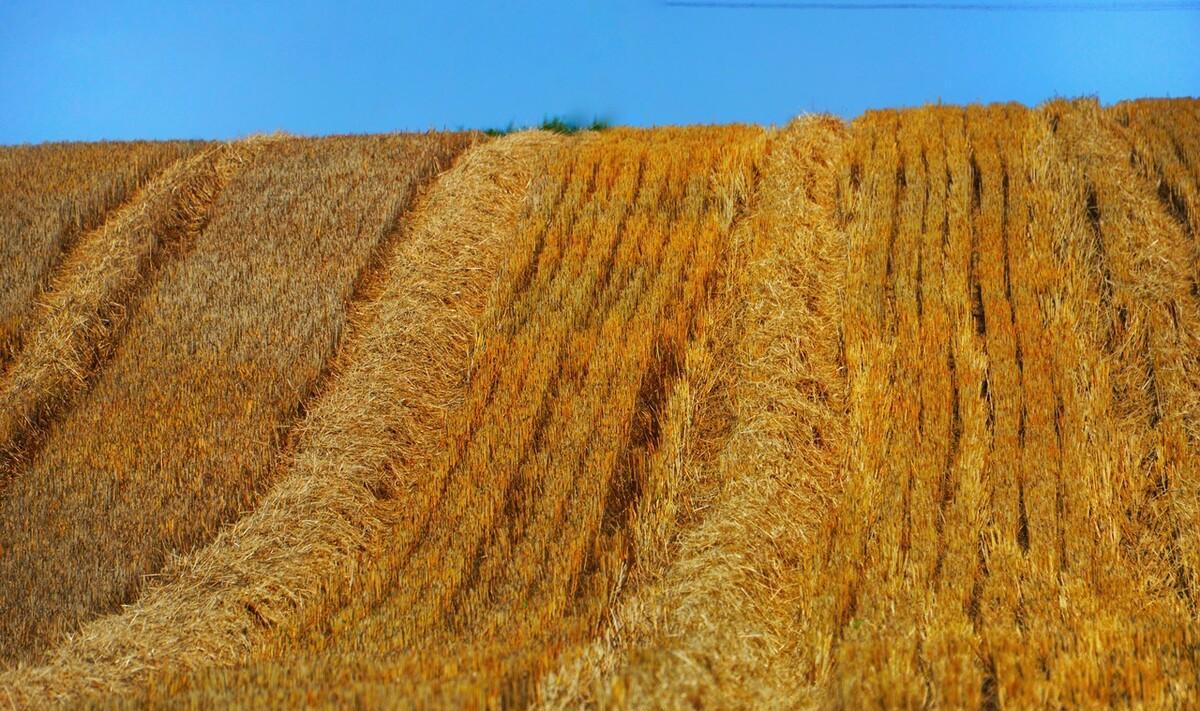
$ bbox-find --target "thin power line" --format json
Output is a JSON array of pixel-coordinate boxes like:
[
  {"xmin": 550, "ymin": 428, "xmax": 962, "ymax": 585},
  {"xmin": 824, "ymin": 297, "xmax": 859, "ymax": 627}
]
[{"xmin": 665, "ymin": 1, "xmax": 1200, "ymax": 10}]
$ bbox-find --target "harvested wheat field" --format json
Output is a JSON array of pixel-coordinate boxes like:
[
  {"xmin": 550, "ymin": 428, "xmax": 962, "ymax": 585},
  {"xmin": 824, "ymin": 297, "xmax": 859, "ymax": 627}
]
[{"xmin": 0, "ymin": 97, "xmax": 1198, "ymax": 709}]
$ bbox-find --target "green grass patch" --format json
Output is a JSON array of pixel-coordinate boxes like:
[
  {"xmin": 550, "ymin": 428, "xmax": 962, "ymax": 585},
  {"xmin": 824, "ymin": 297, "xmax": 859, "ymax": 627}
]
[{"xmin": 480, "ymin": 115, "xmax": 613, "ymax": 136}]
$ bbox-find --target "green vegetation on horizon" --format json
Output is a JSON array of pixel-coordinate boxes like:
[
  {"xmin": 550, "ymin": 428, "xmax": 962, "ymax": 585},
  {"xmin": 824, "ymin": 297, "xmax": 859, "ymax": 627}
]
[{"xmin": 482, "ymin": 115, "xmax": 613, "ymax": 136}]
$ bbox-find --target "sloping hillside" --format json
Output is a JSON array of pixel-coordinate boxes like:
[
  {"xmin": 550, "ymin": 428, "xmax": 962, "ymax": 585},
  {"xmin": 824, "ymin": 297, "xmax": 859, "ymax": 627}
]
[{"xmin": 0, "ymin": 98, "xmax": 1197, "ymax": 709}]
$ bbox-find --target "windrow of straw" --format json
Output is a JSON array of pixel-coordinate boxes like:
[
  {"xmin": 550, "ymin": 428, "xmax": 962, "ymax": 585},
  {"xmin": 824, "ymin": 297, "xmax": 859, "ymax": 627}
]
[
  {"xmin": 0, "ymin": 140, "xmax": 205, "ymax": 368},
  {"xmin": 0, "ymin": 132, "xmax": 477, "ymax": 671},
  {"xmin": 0, "ymin": 139, "xmax": 259, "ymax": 482},
  {"xmin": 1109, "ymin": 99, "xmax": 1200, "ymax": 301},
  {"xmin": 101, "ymin": 125, "xmax": 768, "ymax": 708},
  {"xmin": 0, "ymin": 130, "xmax": 547, "ymax": 708}
]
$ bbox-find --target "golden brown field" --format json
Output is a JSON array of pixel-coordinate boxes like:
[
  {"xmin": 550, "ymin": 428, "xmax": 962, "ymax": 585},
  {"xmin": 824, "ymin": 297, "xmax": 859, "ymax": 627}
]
[
  {"xmin": 0, "ymin": 97, "xmax": 1197, "ymax": 709},
  {"xmin": 0, "ymin": 141, "xmax": 205, "ymax": 369}
]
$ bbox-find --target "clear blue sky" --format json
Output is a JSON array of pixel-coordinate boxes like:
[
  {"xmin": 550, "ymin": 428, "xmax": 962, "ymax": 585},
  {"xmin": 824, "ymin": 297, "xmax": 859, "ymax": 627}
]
[{"xmin": 1, "ymin": 0, "xmax": 1197, "ymax": 143}]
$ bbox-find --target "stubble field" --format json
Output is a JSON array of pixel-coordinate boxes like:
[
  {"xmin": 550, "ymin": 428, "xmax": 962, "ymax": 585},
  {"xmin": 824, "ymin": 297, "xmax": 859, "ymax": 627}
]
[{"xmin": 0, "ymin": 97, "xmax": 1197, "ymax": 709}]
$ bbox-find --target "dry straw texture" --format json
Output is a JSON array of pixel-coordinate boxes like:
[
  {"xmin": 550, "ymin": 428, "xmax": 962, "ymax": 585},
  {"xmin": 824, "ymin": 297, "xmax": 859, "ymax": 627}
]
[
  {"xmin": 1, "ymin": 97, "xmax": 1199, "ymax": 709},
  {"xmin": 538, "ymin": 113, "xmax": 848, "ymax": 709},
  {"xmin": 0, "ymin": 140, "xmax": 204, "ymax": 368},
  {"xmin": 546, "ymin": 100, "xmax": 1200, "ymax": 708},
  {"xmin": 0, "ymin": 129, "xmax": 531, "ymax": 706},
  {"xmin": 0, "ymin": 140, "xmax": 255, "ymax": 482},
  {"xmin": 65, "ymin": 124, "xmax": 768, "ymax": 708},
  {"xmin": 0, "ymin": 132, "xmax": 475, "ymax": 670},
  {"xmin": 0, "ymin": 138, "xmax": 268, "ymax": 665}
]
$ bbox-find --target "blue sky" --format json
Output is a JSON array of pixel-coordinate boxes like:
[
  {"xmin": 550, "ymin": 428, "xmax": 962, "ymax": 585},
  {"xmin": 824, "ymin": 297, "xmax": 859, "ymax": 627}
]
[{"xmin": 1, "ymin": 0, "xmax": 1197, "ymax": 143}]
